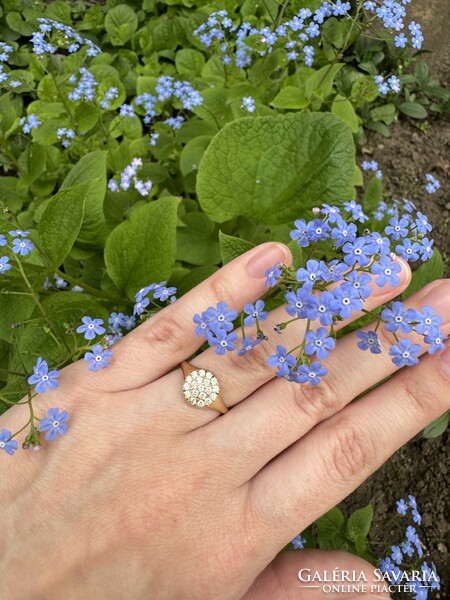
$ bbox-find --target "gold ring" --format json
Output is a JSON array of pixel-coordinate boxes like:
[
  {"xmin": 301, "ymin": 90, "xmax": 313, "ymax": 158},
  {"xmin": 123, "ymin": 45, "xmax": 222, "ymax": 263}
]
[{"xmin": 180, "ymin": 360, "xmax": 228, "ymax": 414}]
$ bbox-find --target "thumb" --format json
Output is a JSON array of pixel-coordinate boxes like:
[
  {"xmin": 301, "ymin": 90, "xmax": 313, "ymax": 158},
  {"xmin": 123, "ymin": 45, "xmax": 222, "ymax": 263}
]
[{"xmin": 242, "ymin": 549, "xmax": 390, "ymax": 600}]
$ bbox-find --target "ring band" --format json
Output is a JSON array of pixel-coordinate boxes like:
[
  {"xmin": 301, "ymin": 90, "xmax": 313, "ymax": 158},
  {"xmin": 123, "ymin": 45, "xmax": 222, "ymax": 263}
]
[{"xmin": 181, "ymin": 360, "xmax": 228, "ymax": 414}]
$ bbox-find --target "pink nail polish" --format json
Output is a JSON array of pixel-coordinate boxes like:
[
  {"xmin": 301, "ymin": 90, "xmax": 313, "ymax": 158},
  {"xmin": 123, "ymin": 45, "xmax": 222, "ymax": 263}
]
[{"xmin": 246, "ymin": 243, "xmax": 291, "ymax": 279}]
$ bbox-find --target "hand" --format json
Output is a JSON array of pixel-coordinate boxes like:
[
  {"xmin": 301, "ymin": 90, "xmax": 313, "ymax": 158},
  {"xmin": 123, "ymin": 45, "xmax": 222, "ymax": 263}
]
[{"xmin": 1, "ymin": 242, "xmax": 449, "ymax": 600}]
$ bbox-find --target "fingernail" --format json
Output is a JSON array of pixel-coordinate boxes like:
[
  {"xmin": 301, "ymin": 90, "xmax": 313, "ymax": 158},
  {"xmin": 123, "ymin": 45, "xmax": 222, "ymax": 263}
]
[
  {"xmin": 371, "ymin": 257, "xmax": 411, "ymax": 297},
  {"xmin": 419, "ymin": 279, "xmax": 450, "ymax": 325},
  {"xmin": 439, "ymin": 343, "xmax": 450, "ymax": 379},
  {"xmin": 246, "ymin": 243, "xmax": 291, "ymax": 279}
]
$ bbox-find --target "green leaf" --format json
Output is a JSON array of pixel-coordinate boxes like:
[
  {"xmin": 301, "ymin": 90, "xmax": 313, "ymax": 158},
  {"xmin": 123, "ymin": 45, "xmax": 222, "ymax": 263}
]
[
  {"xmin": 346, "ymin": 504, "xmax": 373, "ymax": 540},
  {"xmin": 362, "ymin": 174, "xmax": 383, "ymax": 213},
  {"xmin": 351, "ymin": 76, "xmax": 379, "ymax": 105},
  {"xmin": 105, "ymin": 4, "xmax": 138, "ymax": 46},
  {"xmin": 0, "ymin": 294, "xmax": 35, "ymax": 341},
  {"xmin": 104, "ymin": 197, "xmax": 178, "ymax": 298},
  {"xmin": 316, "ymin": 506, "xmax": 345, "ymax": 537},
  {"xmin": 403, "ymin": 249, "xmax": 444, "ymax": 299},
  {"xmin": 219, "ymin": 231, "xmax": 255, "ymax": 265},
  {"xmin": 369, "ymin": 104, "xmax": 396, "ymax": 124},
  {"xmin": 270, "ymin": 86, "xmax": 309, "ymax": 110},
  {"xmin": 303, "ymin": 64, "xmax": 344, "ymax": 99},
  {"xmin": 44, "ymin": 0, "xmax": 71, "ymax": 24},
  {"xmin": 61, "ymin": 151, "xmax": 108, "ymax": 247},
  {"xmin": 398, "ymin": 102, "xmax": 428, "ymax": 119},
  {"xmin": 179, "ymin": 135, "xmax": 212, "ymax": 177},
  {"xmin": 39, "ymin": 183, "xmax": 88, "ymax": 266},
  {"xmin": 197, "ymin": 113, "xmax": 355, "ymax": 225},
  {"xmin": 331, "ymin": 94, "xmax": 359, "ymax": 133},
  {"xmin": 423, "ymin": 411, "xmax": 449, "ymax": 439},
  {"xmin": 175, "ymin": 48, "xmax": 205, "ymax": 76},
  {"xmin": 177, "ymin": 213, "xmax": 220, "ymax": 266}
]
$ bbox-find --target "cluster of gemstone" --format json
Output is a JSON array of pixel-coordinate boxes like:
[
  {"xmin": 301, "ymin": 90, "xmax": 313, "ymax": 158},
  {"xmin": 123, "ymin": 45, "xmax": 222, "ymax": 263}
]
[{"xmin": 183, "ymin": 369, "xmax": 220, "ymax": 407}]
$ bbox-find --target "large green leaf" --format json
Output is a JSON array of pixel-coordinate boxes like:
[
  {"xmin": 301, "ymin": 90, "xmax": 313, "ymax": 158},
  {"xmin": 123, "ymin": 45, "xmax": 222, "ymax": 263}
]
[
  {"xmin": 104, "ymin": 197, "xmax": 179, "ymax": 299},
  {"xmin": 197, "ymin": 113, "xmax": 355, "ymax": 225},
  {"xmin": 61, "ymin": 151, "xmax": 108, "ymax": 247},
  {"xmin": 346, "ymin": 504, "xmax": 373, "ymax": 540},
  {"xmin": 105, "ymin": 4, "xmax": 138, "ymax": 46},
  {"xmin": 39, "ymin": 183, "xmax": 88, "ymax": 266},
  {"xmin": 219, "ymin": 231, "xmax": 255, "ymax": 265}
]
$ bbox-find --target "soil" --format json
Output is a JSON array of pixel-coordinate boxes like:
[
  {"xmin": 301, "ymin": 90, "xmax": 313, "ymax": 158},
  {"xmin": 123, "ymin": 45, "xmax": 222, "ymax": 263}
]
[{"xmin": 342, "ymin": 3, "xmax": 450, "ymax": 597}]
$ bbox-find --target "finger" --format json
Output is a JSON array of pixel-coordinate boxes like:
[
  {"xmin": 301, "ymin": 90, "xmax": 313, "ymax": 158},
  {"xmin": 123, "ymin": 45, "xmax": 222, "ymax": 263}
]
[
  {"xmin": 243, "ymin": 550, "xmax": 389, "ymax": 600},
  {"xmin": 156, "ymin": 258, "xmax": 411, "ymax": 431},
  {"xmin": 247, "ymin": 340, "xmax": 450, "ymax": 554},
  {"xmin": 211, "ymin": 278, "xmax": 450, "ymax": 480},
  {"xmin": 70, "ymin": 243, "xmax": 292, "ymax": 391}
]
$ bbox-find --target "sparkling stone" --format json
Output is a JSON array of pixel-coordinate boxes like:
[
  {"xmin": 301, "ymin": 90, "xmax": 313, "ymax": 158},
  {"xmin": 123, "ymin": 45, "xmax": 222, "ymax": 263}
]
[{"xmin": 183, "ymin": 368, "xmax": 220, "ymax": 408}]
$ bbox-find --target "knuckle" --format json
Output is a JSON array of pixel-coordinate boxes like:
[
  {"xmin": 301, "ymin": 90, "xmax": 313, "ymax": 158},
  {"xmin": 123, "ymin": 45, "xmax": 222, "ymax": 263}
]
[
  {"xmin": 324, "ymin": 418, "xmax": 374, "ymax": 484},
  {"xmin": 397, "ymin": 375, "xmax": 439, "ymax": 419},
  {"xmin": 141, "ymin": 313, "xmax": 186, "ymax": 355},
  {"xmin": 227, "ymin": 338, "xmax": 273, "ymax": 382},
  {"xmin": 208, "ymin": 276, "xmax": 236, "ymax": 310},
  {"xmin": 290, "ymin": 375, "xmax": 341, "ymax": 423}
]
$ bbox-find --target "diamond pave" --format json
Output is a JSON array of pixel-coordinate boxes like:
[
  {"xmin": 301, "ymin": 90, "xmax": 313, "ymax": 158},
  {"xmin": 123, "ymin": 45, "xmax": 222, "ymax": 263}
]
[{"xmin": 183, "ymin": 368, "xmax": 220, "ymax": 408}]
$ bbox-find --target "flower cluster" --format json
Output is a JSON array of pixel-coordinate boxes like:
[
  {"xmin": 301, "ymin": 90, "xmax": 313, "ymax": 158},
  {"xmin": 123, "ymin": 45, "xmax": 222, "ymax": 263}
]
[
  {"xmin": 193, "ymin": 301, "xmax": 239, "ymax": 355},
  {"xmin": 380, "ymin": 497, "xmax": 440, "ymax": 599},
  {"xmin": 374, "ymin": 74, "xmax": 401, "ymax": 95},
  {"xmin": 57, "ymin": 127, "xmax": 76, "ymax": 148},
  {"xmin": 425, "ymin": 173, "xmax": 440, "ymax": 194},
  {"xmin": 195, "ymin": 193, "xmax": 445, "ymax": 385},
  {"xmin": 241, "ymin": 96, "xmax": 256, "ymax": 113},
  {"xmin": 361, "ymin": 160, "xmax": 383, "ymax": 179},
  {"xmin": 99, "ymin": 86, "xmax": 119, "ymax": 110},
  {"xmin": 68, "ymin": 67, "xmax": 98, "ymax": 102},
  {"xmin": 20, "ymin": 114, "xmax": 40, "ymax": 134},
  {"xmin": 194, "ymin": 2, "xmax": 422, "ymax": 70},
  {"xmin": 108, "ymin": 158, "xmax": 153, "ymax": 197},
  {"xmin": 133, "ymin": 282, "xmax": 178, "ymax": 316},
  {"xmin": 30, "ymin": 18, "xmax": 101, "ymax": 57}
]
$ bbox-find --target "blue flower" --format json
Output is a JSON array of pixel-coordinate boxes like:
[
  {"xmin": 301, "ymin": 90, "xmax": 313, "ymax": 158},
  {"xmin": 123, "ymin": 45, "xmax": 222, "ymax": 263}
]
[
  {"xmin": 306, "ymin": 219, "xmax": 331, "ymax": 242},
  {"xmin": 84, "ymin": 344, "xmax": 113, "ymax": 371},
  {"xmin": 28, "ymin": 357, "xmax": 60, "ymax": 394},
  {"xmin": 12, "ymin": 238, "xmax": 34, "ymax": 256},
  {"xmin": 415, "ymin": 306, "xmax": 442, "ymax": 335},
  {"xmin": 395, "ymin": 33, "xmax": 408, "ymax": 47},
  {"xmin": 331, "ymin": 219, "xmax": 357, "ymax": 248},
  {"xmin": 401, "ymin": 540, "xmax": 415, "ymax": 558},
  {"xmin": 424, "ymin": 330, "xmax": 445, "ymax": 355},
  {"xmin": 414, "ymin": 211, "xmax": 432, "ymax": 235},
  {"xmin": 290, "ymin": 219, "xmax": 310, "ymax": 247},
  {"xmin": 343, "ymin": 271, "xmax": 372, "ymax": 300},
  {"xmin": 0, "ymin": 429, "xmax": 18, "ymax": 456},
  {"xmin": 333, "ymin": 285, "xmax": 363, "ymax": 319},
  {"xmin": 19, "ymin": 113, "xmax": 40, "ymax": 134},
  {"xmin": 241, "ymin": 96, "xmax": 256, "ymax": 112},
  {"xmin": 306, "ymin": 291, "xmax": 339, "ymax": 326},
  {"xmin": 238, "ymin": 336, "xmax": 262, "ymax": 356},
  {"xmin": 396, "ymin": 498, "xmax": 408, "ymax": 515},
  {"xmin": 38, "ymin": 407, "xmax": 69, "ymax": 441},
  {"xmin": 205, "ymin": 301, "xmax": 238, "ymax": 332},
  {"xmin": 76, "ymin": 316, "xmax": 106, "ymax": 340},
  {"xmin": 108, "ymin": 312, "xmax": 126, "ymax": 331},
  {"xmin": 325, "ymin": 259, "xmax": 347, "ymax": 283},
  {"xmin": 356, "ymin": 330, "xmax": 382, "ymax": 354},
  {"xmin": 285, "ymin": 288, "xmax": 311, "ymax": 319},
  {"xmin": 425, "ymin": 173, "xmax": 440, "ymax": 194},
  {"xmin": 304, "ymin": 327, "xmax": 336, "ymax": 360},
  {"xmin": 267, "ymin": 345, "xmax": 296, "ymax": 377},
  {"xmin": 265, "ymin": 263, "xmax": 283, "ymax": 287},
  {"xmin": 134, "ymin": 297, "xmax": 149, "ymax": 316},
  {"xmin": 321, "ymin": 204, "xmax": 341, "ymax": 223},
  {"xmin": 296, "ymin": 259, "xmax": 328, "ymax": 290},
  {"xmin": 371, "ymin": 256, "xmax": 402, "ymax": 287},
  {"xmin": 122, "ymin": 315, "xmax": 136, "ymax": 331},
  {"xmin": 0, "ymin": 256, "xmax": 11, "ymax": 274},
  {"xmin": 385, "ymin": 216, "xmax": 409, "ymax": 241},
  {"xmin": 389, "ymin": 338, "xmax": 421, "ymax": 367},
  {"xmin": 381, "ymin": 302, "xmax": 416, "ymax": 333},
  {"xmin": 391, "ymin": 545, "xmax": 403, "ymax": 565},
  {"xmin": 297, "ymin": 362, "xmax": 328, "ymax": 385},
  {"xmin": 365, "ymin": 232, "xmax": 390, "ymax": 256},
  {"xmin": 292, "ymin": 534, "xmax": 307, "ymax": 549},
  {"xmin": 395, "ymin": 238, "xmax": 421, "ymax": 262},
  {"xmin": 0, "ymin": 234, "xmax": 6, "ymax": 246},
  {"xmin": 243, "ymin": 300, "xmax": 267, "ymax": 326},
  {"xmin": 412, "ymin": 509, "xmax": 422, "ymax": 525},
  {"xmin": 206, "ymin": 326, "xmax": 238, "ymax": 355},
  {"xmin": 153, "ymin": 284, "xmax": 177, "ymax": 302},
  {"xmin": 419, "ymin": 238, "xmax": 434, "ymax": 261},
  {"xmin": 342, "ymin": 237, "xmax": 372, "ymax": 267},
  {"xmin": 193, "ymin": 311, "xmax": 211, "ymax": 337}
]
